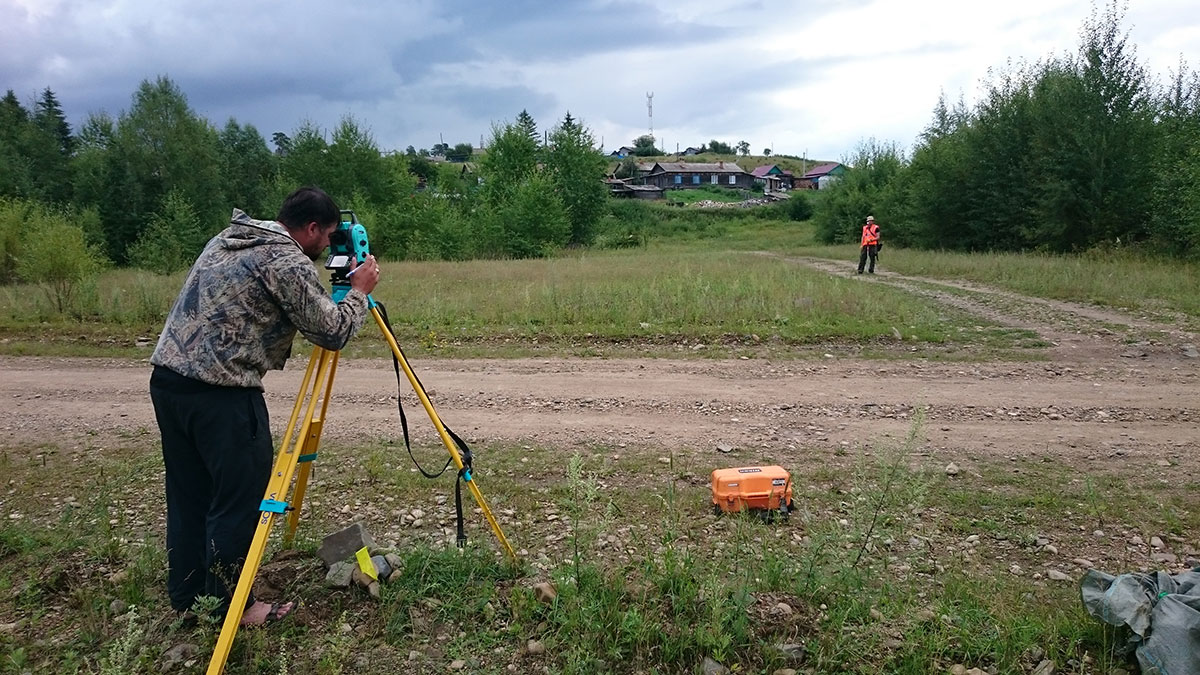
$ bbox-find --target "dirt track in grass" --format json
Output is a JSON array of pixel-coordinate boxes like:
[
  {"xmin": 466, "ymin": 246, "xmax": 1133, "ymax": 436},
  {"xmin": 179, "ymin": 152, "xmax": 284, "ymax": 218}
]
[{"xmin": 2, "ymin": 255, "xmax": 1196, "ymax": 482}]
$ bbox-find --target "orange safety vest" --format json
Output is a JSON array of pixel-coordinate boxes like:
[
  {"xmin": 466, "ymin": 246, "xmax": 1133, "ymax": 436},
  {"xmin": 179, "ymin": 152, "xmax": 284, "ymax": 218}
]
[{"xmin": 861, "ymin": 223, "xmax": 879, "ymax": 246}]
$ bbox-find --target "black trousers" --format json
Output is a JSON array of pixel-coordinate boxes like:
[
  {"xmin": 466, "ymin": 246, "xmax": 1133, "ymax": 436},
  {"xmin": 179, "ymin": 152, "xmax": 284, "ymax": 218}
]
[
  {"xmin": 150, "ymin": 366, "xmax": 273, "ymax": 613},
  {"xmin": 858, "ymin": 244, "xmax": 879, "ymax": 273}
]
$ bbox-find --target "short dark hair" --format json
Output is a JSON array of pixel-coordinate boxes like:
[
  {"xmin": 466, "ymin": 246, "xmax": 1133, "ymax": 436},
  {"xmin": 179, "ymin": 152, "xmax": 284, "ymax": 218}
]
[{"xmin": 277, "ymin": 187, "xmax": 340, "ymax": 230}]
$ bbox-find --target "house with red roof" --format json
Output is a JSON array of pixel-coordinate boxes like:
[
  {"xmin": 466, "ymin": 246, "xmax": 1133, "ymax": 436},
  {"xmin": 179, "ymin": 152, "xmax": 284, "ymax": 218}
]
[{"xmin": 799, "ymin": 162, "xmax": 845, "ymax": 189}]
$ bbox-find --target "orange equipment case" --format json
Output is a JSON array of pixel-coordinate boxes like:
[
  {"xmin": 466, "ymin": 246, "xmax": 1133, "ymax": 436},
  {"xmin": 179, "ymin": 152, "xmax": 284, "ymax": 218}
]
[{"xmin": 711, "ymin": 465, "xmax": 793, "ymax": 515}]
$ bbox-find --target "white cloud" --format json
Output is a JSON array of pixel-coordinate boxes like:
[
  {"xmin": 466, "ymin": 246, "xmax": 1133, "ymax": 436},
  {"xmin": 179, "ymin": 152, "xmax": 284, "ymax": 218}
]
[{"xmin": 1, "ymin": 0, "xmax": 1197, "ymax": 160}]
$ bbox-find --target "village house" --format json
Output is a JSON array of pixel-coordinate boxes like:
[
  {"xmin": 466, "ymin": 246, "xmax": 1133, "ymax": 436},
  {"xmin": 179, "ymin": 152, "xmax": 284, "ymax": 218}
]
[
  {"xmin": 751, "ymin": 164, "xmax": 795, "ymax": 191},
  {"xmin": 798, "ymin": 162, "xmax": 846, "ymax": 189},
  {"xmin": 634, "ymin": 161, "xmax": 753, "ymax": 190}
]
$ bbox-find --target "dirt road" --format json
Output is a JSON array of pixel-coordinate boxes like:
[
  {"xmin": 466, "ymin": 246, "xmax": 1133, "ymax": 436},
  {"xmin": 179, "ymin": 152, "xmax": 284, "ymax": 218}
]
[{"xmin": 1, "ymin": 257, "xmax": 1196, "ymax": 478}]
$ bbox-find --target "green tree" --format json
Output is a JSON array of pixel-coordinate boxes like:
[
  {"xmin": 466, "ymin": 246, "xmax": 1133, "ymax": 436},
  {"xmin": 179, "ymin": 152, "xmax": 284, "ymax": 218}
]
[
  {"xmin": 545, "ymin": 112, "xmax": 607, "ymax": 246},
  {"xmin": 0, "ymin": 90, "xmax": 34, "ymax": 199},
  {"xmin": 516, "ymin": 109, "xmax": 539, "ymax": 146},
  {"xmin": 631, "ymin": 134, "xmax": 660, "ymax": 156},
  {"xmin": 70, "ymin": 112, "xmax": 116, "ymax": 243},
  {"xmin": 271, "ymin": 131, "xmax": 291, "ymax": 156},
  {"xmin": 446, "ymin": 142, "xmax": 473, "ymax": 162},
  {"xmin": 484, "ymin": 171, "xmax": 569, "ymax": 258},
  {"xmin": 736, "ymin": 140, "xmax": 750, "ymax": 156},
  {"xmin": 708, "ymin": 140, "xmax": 733, "ymax": 155},
  {"xmin": 105, "ymin": 76, "xmax": 225, "ymax": 263},
  {"xmin": 813, "ymin": 139, "xmax": 911, "ymax": 245},
  {"xmin": 26, "ymin": 88, "xmax": 75, "ymax": 203},
  {"xmin": 613, "ymin": 157, "xmax": 639, "ymax": 179},
  {"xmin": 326, "ymin": 115, "xmax": 389, "ymax": 205},
  {"xmin": 218, "ymin": 119, "xmax": 276, "ymax": 218},
  {"xmin": 480, "ymin": 121, "xmax": 540, "ymax": 202},
  {"xmin": 278, "ymin": 120, "xmax": 332, "ymax": 191},
  {"xmin": 1148, "ymin": 60, "xmax": 1200, "ymax": 254},
  {"xmin": 14, "ymin": 201, "xmax": 107, "ymax": 315},
  {"xmin": 126, "ymin": 189, "xmax": 206, "ymax": 274}
]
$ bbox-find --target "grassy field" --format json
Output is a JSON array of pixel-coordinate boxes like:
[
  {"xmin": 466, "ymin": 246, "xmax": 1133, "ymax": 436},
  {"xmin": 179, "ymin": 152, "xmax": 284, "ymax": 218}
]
[
  {"xmin": 788, "ymin": 243, "xmax": 1200, "ymax": 330},
  {"xmin": 0, "ymin": 222, "xmax": 1042, "ymax": 361},
  {"xmin": 2, "ymin": 419, "xmax": 1189, "ymax": 674},
  {"xmin": 2, "ymin": 207, "xmax": 1197, "ymax": 673}
]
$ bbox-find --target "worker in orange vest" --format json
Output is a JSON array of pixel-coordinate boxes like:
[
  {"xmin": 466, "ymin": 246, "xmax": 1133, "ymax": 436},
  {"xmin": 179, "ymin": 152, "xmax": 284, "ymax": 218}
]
[{"xmin": 857, "ymin": 215, "xmax": 880, "ymax": 274}]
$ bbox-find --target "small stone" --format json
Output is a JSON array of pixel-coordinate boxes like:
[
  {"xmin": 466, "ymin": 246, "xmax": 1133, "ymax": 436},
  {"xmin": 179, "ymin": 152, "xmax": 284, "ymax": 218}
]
[
  {"xmin": 1047, "ymin": 570, "xmax": 1072, "ymax": 582},
  {"xmin": 351, "ymin": 566, "xmax": 374, "ymax": 588},
  {"xmin": 1043, "ymin": 544, "xmax": 1058, "ymax": 555},
  {"xmin": 775, "ymin": 643, "xmax": 805, "ymax": 661},
  {"xmin": 770, "ymin": 602, "xmax": 794, "ymax": 618},
  {"xmin": 1073, "ymin": 558, "xmax": 1094, "ymax": 568},
  {"xmin": 1031, "ymin": 659, "xmax": 1056, "ymax": 675},
  {"xmin": 701, "ymin": 656, "xmax": 730, "ymax": 674},
  {"xmin": 945, "ymin": 462, "xmax": 960, "ymax": 476},
  {"xmin": 316, "ymin": 522, "xmax": 377, "ymax": 567},
  {"xmin": 161, "ymin": 643, "xmax": 200, "ymax": 672},
  {"xmin": 371, "ymin": 555, "xmax": 392, "ymax": 579},
  {"xmin": 1093, "ymin": 530, "xmax": 1105, "ymax": 538},
  {"xmin": 1150, "ymin": 536, "xmax": 1165, "ymax": 549},
  {"xmin": 533, "ymin": 581, "xmax": 557, "ymax": 604},
  {"xmin": 325, "ymin": 561, "xmax": 355, "ymax": 588},
  {"xmin": 526, "ymin": 639, "xmax": 545, "ymax": 655},
  {"xmin": 367, "ymin": 581, "xmax": 381, "ymax": 601},
  {"xmin": 716, "ymin": 443, "xmax": 734, "ymax": 454},
  {"xmin": 109, "ymin": 599, "xmax": 128, "ymax": 615},
  {"xmin": 1151, "ymin": 552, "xmax": 1178, "ymax": 564},
  {"xmin": 449, "ymin": 659, "xmax": 466, "ymax": 670}
]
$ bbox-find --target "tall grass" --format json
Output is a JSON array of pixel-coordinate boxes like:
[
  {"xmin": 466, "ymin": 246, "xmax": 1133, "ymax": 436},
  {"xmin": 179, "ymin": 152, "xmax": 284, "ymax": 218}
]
[
  {"xmin": 372, "ymin": 248, "xmax": 989, "ymax": 345},
  {"xmin": 0, "ymin": 246, "xmax": 1008, "ymax": 354},
  {"xmin": 793, "ymin": 243, "xmax": 1200, "ymax": 322}
]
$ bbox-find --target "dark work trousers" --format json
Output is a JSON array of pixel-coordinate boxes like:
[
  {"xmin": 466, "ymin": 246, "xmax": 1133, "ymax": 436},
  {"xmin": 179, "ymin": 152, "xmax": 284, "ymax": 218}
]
[
  {"xmin": 858, "ymin": 244, "xmax": 879, "ymax": 273},
  {"xmin": 150, "ymin": 366, "xmax": 273, "ymax": 613}
]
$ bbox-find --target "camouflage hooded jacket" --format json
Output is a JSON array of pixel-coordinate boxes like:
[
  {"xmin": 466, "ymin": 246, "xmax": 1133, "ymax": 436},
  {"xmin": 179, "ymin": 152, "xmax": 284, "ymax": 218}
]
[{"xmin": 150, "ymin": 209, "xmax": 369, "ymax": 389}]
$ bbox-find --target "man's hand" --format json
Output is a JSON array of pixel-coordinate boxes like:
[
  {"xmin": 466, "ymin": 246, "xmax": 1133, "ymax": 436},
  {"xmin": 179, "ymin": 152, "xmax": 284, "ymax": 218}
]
[{"xmin": 347, "ymin": 255, "xmax": 380, "ymax": 295}]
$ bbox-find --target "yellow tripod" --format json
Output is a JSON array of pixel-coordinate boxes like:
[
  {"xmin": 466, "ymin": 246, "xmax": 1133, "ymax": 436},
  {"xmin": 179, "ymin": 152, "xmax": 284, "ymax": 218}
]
[{"xmin": 206, "ymin": 305, "xmax": 517, "ymax": 674}]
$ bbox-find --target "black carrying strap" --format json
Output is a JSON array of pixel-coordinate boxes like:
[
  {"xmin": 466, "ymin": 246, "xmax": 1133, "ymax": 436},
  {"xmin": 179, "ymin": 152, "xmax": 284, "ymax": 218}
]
[{"xmin": 376, "ymin": 302, "xmax": 473, "ymax": 547}]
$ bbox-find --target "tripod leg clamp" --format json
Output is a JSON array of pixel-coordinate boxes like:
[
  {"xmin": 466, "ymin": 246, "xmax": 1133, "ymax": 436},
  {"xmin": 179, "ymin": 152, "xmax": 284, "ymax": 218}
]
[
  {"xmin": 260, "ymin": 499, "xmax": 289, "ymax": 513},
  {"xmin": 298, "ymin": 453, "xmax": 318, "ymax": 463}
]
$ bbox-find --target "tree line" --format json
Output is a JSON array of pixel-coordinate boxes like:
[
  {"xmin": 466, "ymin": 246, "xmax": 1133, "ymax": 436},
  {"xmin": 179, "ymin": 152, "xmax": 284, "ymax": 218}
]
[
  {"xmin": 0, "ymin": 78, "xmax": 609, "ymax": 293},
  {"xmin": 814, "ymin": 4, "xmax": 1199, "ymax": 256}
]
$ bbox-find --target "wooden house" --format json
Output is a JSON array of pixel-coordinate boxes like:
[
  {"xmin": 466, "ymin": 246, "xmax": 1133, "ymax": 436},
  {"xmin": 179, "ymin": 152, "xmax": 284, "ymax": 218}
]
[{"xmin": 635, "ymin": 161, "xmax": 753, "ymax": 190}]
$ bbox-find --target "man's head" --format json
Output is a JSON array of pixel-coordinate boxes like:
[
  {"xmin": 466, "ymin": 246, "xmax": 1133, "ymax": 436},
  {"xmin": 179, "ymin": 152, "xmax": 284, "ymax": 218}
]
[
  {"xmin": 866, "ymin": 215, "xmax": 874, "ymax": 223},
  {"xmin": 278, "ymin": 187, "xmax": 341, "ymax": 260}
]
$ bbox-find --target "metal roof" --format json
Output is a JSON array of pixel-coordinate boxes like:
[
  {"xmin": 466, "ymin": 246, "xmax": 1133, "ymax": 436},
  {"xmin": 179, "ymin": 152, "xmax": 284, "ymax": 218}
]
[
  {"xmin": 802, "ymin": 162, "xmax": 842, "ymax": 178},
  {"xmin": 646, "ymin": 161, "xmax": 746, "ymax": 174}
]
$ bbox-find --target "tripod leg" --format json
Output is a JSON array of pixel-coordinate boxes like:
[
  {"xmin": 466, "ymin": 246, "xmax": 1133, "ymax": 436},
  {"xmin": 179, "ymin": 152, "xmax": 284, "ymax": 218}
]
[
  {"xmin": 369, "ymin": 307, "xmax": 518, "ymax": 562},
  {"xmin": 207, "ymin": 347, "xmax": 338, "ymax": 675},
  {"xmin": 285, "ymin": 352, "xmax": 338, "ymax": 545}
]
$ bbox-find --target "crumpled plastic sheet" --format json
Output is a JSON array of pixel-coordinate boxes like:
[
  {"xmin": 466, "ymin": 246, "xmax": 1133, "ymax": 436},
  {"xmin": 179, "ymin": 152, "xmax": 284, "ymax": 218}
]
[{"xmin": 1080, "ymin": 567, "xmax": 1200, "ymax": 675}]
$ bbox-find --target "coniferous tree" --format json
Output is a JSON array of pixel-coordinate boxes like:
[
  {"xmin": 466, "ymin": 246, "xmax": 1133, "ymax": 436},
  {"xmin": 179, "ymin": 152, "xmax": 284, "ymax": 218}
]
[
  {"xmin": 516, "ymin": 109, "xmax": 539, "ymax": 146},
  {"xmin": 545, "ymin": 112, "xmax": 607, "ymax": 246}
]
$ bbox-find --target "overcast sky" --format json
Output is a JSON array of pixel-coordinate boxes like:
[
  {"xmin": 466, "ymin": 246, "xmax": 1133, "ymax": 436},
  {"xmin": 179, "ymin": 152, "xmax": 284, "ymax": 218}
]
[{"xmin": 2, "ymin": 0, "xmax": 1197, "ymax": 162}]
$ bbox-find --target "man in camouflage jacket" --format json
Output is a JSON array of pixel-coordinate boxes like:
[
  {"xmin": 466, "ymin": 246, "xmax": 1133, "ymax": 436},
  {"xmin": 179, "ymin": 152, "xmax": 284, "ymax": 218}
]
[{"xmin": 149, "ymin": 187, "xmax": 379, "ymax": 625}]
